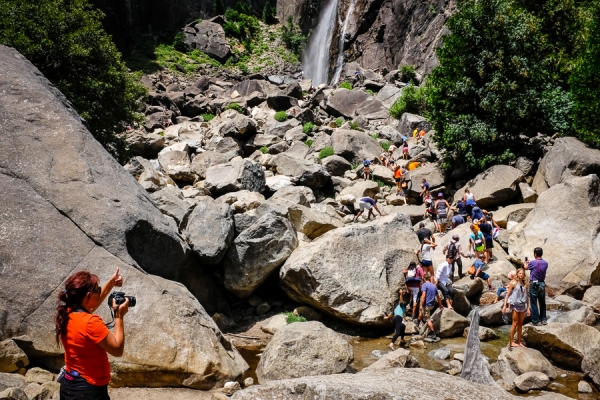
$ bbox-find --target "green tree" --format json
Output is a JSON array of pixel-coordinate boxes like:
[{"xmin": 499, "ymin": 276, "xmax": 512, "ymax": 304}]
[
  {"xmin": 262, "ymin": 0, "xmax": 277, "ymax": 24},
  {"xmin": 0, "ymin": 0, "xmax": 147, "ymax": 163},
  {"xmin": 280, "ymin": 16, "xmax": 307, "ymax": 55},
  {"xmin": 570, "ymin": 1, "xmax": 600, "ymax": 146},
  {"xmin": 427, "ymin": 0, "xmax": 574, "ymax": 171}
]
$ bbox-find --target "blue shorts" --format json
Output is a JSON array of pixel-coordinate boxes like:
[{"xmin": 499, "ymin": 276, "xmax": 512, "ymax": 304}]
[
  {"xmin": 421, "ymin": 259, "xmax": 433, "ymax": 267},
  {"xmin": 477, "ymin": 271, "xmax": 489, "ymax": 280}
]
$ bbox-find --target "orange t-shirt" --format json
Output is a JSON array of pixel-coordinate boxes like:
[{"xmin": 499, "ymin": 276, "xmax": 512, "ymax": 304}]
[
  {"xmin": 394, "ymin": 169, "xmax": 402, "ymax": 179},
  {"xmin": 419, "ymin": 130, "xmax": 426, "ymax": 137},
  {"xmin": 408, "ymin": 162, "xmax": 419, "ymax": 171},
  {"xmin": 62, "ymin": 312, "xmax": 111, "ymax": 386}
]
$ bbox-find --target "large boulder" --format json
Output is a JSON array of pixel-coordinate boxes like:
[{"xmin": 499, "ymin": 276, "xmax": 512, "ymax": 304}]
[
  {"xmin": 182, "ymin": 199, "xmax": 234, "ymax": 265},
  {"xmin": 430, "ymin": 309, "xmax": 470, "ymax": 338},
  {"xmin": 406, "ymin": 162, "xmax": 446, "ymax": 198},
  {"xmin": 184, "ymin": 21, "xmax": 231, "ymax": 62},
  {"xmin": 375, "ymin": 85, "xmax": 403, "ymax": 109},
  {"xmin": 287, "ymin": 202, "xmax": 344, "ymax": 239},
  {"xmin": 583, "ymin": 286, "xmax": 600, "ymax": 313},
  {"xmin": 271, "ymin": 153, "xmax": 330, "ymax": 189},
  {"xmin": 271, "ymin": 185, "xmax": 315, "ymax": 207},
  {"xmin": 215, "ymin": 190, "xmax": 265, "ymax": 213},
  {"xmin": 514, "ymin": 372, "xmax": 550, "ymax": 392},
  {"xmin": 158, "ymin": 147, "xmax": 195, "ymax": 182},
  {"xmin": 0, "ymin": 47, "xmax": 192, "ymax": 279},
  {"xmin": 523, "ymin": 322, "xmax": 600, "ymax": 371},
  {"xmin": 332, "ymin": 129, "xmax": 383, "ymax": 164},
  {"xmin": 205, "ymin": 157, "xmax": 266, "ymax": 195},
  {"xmin": 582, "ymin": 347, "xmax": 600, "ymax": 388},
  {"xmin": 0, "ymin": 373, "xmax": 26, "ymax": 392},
  {"xmin": 255, "ymin": 321, "xmax": 353, "ymax": 383},
  {"xmin": 492, "ymin": 204, "xmax": 535, "ymax": 229},
  {"xmin": 279, "ymin": 214, "xmax": 420, "ymax": 326},
  {"xmin": 550, "ymin": 305, "xmax": 596, "ymax": 325},
  {"xmin": 224, "ymin": 214, "xmax": 299, "ymax": 298},
  {"xmin": 190, "ymin": 151, "xmax": 229, "ymax": 179},
  {"xmin": 496, "ymin": 347, "xmax": 557, "ymax": 380},
  {"xmin": 508, "ymin": 175, "xmax": 600, "ymax": 297},
  {"xmin": 362, "ymin": 348, "xmax": 419, "ymax": 371},
  {"xmin": 325, "ymin": 88, "xmax": 370, "ymax": 118},
  {"xmin": 0, "ymin": 340, "xmax": 28, "ymax": 373},
  {"xmin": 532, "ymin": 137, "xmax": 600, "ymax": 195},
  {"xmin": 454, "ymin": 165, "xmax": 524, "ymax": 209},
  {"xmin": 231, "ymin": 368, "xmax": 514, "ymax": 400},
  {"xmin": 150, "ymin": 186, "xmax": 193, "ymax": 225},
  {"xmin": 216, "ymin": 112, "xmax": 257, "ymax": 139},
  {"xmin": 321, "ymin": 155, "xmax": 352, "ymax": 177}
]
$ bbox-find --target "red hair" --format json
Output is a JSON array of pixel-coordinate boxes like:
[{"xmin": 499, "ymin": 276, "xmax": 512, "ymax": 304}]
[{"xmin": 55, "ymin": 271, "xmax": 99, "ymax": 345}]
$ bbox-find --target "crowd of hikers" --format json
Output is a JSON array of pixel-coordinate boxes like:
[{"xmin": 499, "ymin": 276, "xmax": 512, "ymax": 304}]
[{"xmin": 352, "ymin": 156, "xmax": 549, "ymax": 351}]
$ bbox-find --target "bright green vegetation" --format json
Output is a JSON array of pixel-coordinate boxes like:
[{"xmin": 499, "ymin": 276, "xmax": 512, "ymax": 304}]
[
  {"xmin": 304, "ymin": 139, "xmax": 314, "ymax": 147},
  {"xmin": 282, "ymin": 312, "xmax": 307, "ymax": 324},
  {"xmin": 399, "ymin": 65, "xmax": 418, "ymax": 85},
  {"xmin": 349, "ymin": 122, "xmax": 360, "ymax": 130},
  {"xmin": 339, "ymin": 82, "xmax": 353, "ymax": 90},
  {"xmin": 223, "ymin": 3, "xmax": 260, "ymax": 39},
  {"xmin": 366, "ymin": 89, "xmax": 375, "ymax": 96},
  {"xmin": 274, "ymin": 111, "xmax": 288, "ymax": 122},
  {"xmin": 371, "ymin": 133, "xmax": 379, "ymax": 139},
  {"xmin": 375, "ymin": 179, "xmax": 390, "ymax": 189},
  {"xmin": 335, "ymin": 117, "xmax": 344, "ymax": 127},
  {"xmin": 406, "ymin": 0, "xmax": 596, "ymax": 171},
  {"xmin": 0, "ymin": 0, "xmax": 148, "ymax": 163},
  {"xmin": 318, "ymin": 146, "xmax": 334, "ymax": 159},
  {"xmin": 280, "ymin": 16, "xmax": 307, "ymax": 55},
  {"xmin": 302, "ymin": 122, "xmax": 315, "ymax": 134},
  {"xmin": 260, "ymin": 146, "xmax": 269, "ymax": 154},
  {"xmin": 390, "ymin": 83, "xmax": 428, "ymax": 119},
  {"xmin": 226, "ymin": 103, "xmax": 243, "ymax": 113},
  {"xmin": 262, "ymin": 0, "xmax": 277, "ymax": 24},
  {"xmin": 201, "ymin": 113, "xmax": 215, "ymax": 122},
  {"xmin": 380, "ymin": 141, "xmax": 392, "ymax": 151},
  {"xmin": 351, "ymin": 162, "xmax": 361, "ymax": 170}
]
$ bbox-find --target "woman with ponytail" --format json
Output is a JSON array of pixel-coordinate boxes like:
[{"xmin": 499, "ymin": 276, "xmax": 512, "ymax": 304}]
[{"xmin": 55, "ymin": 267, "xmax": 128, "ymax": 400}]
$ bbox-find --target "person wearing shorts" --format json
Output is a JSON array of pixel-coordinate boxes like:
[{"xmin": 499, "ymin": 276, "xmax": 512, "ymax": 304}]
[
  {"xmin": 403, "ymin": 261, "xmax": 424, "ymax": 321},
  {"xmin": 478, "ymin": 216, "xmax": 494, "ymax": 263},
  {"xmin": 435, "ymin": 193, "xmax": 450, "ymax": 234},
  {"xmin": 471, "ymin": 254, "xmax": 494, "ymax": 290},
  {"xmin": 469, "ymin": 224, "xmax": 486, "ymax": 260},
  {"xmin": 435, "ymin": 257, "xmax": 455, "ymax": 310},
  {"xmin": 420, "ymin": 281, "xmax": 443, "ymax": 340},
  {"xmin": 353, "ymin": 197, "xmax": 383, "ymax": 222},
  {"xmin": 416, "ymin": 240, "xmax": 437, "ymax": 282}
]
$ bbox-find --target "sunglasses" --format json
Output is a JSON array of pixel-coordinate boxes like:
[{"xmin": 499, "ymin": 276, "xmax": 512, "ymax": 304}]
[{"xmin": 90, "ymin": 286, "xmax": 101, "ymax": 294}]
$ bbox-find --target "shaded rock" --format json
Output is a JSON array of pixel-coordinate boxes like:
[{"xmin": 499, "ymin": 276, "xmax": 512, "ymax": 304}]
[
  {"xmin": 150, "ymin": 186, "xmax": 193, "ymax": 225},
  {"xmin": 322, "ymin": 155, "xmax": 352, "ymax": 177},
  {"xmin": 0, "ymin": 388, "xmax": 27, "ymax": 400},
  {"xmin": 514, "ymin": 371, "xmax": 549, "ymax": 392},
  {"xmin": 190, "ymin": 151, "xmax": 230, "ymax": 179},
  {"xmin": 532, "ymin": 137, "xmax": 600, "ymax": 195},
  {"xmin": 205, "ymin": 158, "xmax": 266, "ymax": 195},
  {"xmin": 271, "ymin": 153, "xmax": 330, "ymax": 189},
  {"xmin": 280, "ymin": 214, "xmax": 420, "ymax": 326},
  {"xmin": 514, "ymin": 157, "xmax": 535, "ymax": 176},
  {"xmin": 463, "ymin": 327, "xmax": 498, "ymax": 342},
  {"xmin": 267, "ymin": 95, "xmax": 298, "ymax": 111},
  {"xmin": 523, "ymin": 322, "xmax": 600, "ymax": 371},
  {"xmin": 508, "ymin": 175, "xmax": 600, "ymax": 297},
  {"xmin": 454, "ymin": 166, "xmax": 524, "ymax": 209},
  {"xmin": 0, "ymin": 341, "xmax": 28, "ymax": 373},
  {"xmin": 332, "ymin": 129, "xmax": 382, "ymax": 164},
  {"xmin": 260, "ymin": 314, "xmax": 288, "ymax": 335},
  {"xmin": 582, "ymin": 286, "xmax": 600, "ymax": 313},
  {"xmin": 364, "ymin": 349, "xmax": 419, "ymax": 371},
  {"xmin": 184, "ymin": 21, "xmax": 231, "ymax": 62},
  {"xmin": 183, "ymin": 199, "xmax": 234, "ymax": 265},
  {"xmin": 430, "ymin": 309, "xmax": 470, "ymax": 338},
  {"xmin": 231, "ymin": 368, "xmax": 514, "ymax": 399},
  {"xmin": 271, "ymin": 186, "xmax": 315, "ymax": 207},
  {"xmin": 293, "ymin": 306, "xmax": 322, "ymax": 321},
  {"xmin": 218, "ymin": 113, "xmax": 257, "ymax": 139},
  {"xmin": 256, "ymin": 321, "xmax": 353, "ymax": 382},
  {"xmin": 224, "ymin": 214, "xmax": 299, "ymax": 298},
  {"xmin": 0, "ymin": 373, "xmax": 26, "ymax": 392},
  {"xmin": 518, "ymin": 182, "xmax": 537, "ymax": 203}
]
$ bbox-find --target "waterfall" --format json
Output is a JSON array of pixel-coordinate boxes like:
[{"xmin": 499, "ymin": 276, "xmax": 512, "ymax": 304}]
[
  {"xmin": 330, "ymin": 0, "xmax": 356, "ymax": 85},
  {"xmin": 302, "ymin": 0, "xmax": 339, "ymax": 86}
]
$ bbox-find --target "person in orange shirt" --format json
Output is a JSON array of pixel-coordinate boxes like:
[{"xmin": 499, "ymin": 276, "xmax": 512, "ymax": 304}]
[
  {"xmin": 408, "ymin": 161, "xmax": 419, "ymax": 171},
  {"xmin": 55, "ymin": 268, "xmax": 129, "ymax": 400},
  {"xmin": 393, "ymin": 165, "xmax": 403, "ymax": 194}
]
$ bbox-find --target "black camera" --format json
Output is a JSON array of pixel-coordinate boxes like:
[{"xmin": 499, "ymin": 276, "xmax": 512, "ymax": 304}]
[{"xmin": 107, "ymin": 291, "xmax": 136, "ymax": 308}]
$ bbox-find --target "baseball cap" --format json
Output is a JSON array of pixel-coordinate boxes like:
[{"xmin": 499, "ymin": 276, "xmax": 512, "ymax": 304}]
[
  {"xmin": 452, "ymin": 234, "xmax": 459, "ymax": 240},
  {"xmin": 438, "ymin": 193, "xmax": 443, "ymax": 197}
]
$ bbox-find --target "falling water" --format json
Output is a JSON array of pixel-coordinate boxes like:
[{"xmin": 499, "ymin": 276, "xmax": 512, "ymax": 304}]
[
  {"xmin": 302, "ymin": 0, "xmax": 339, "ymax": 86},
  {"xmin": 330, "ymin": 0, "xmax": 357, "ymax": 85}
]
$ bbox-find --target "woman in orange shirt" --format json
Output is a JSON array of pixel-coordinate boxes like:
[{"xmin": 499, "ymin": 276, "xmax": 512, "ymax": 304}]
[
  {"xmin": 55, "ymin": 268, "xmax": 129, "ymax": 400},
  {"xmin": 394, "ymin": 165, "xmax": 403, "ymax": 194}
]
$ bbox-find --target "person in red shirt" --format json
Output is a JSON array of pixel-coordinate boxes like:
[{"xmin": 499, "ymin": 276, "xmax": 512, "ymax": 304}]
[{"xmin": 55, "ymin": 268, "xmax": 129, "ymax": 400}]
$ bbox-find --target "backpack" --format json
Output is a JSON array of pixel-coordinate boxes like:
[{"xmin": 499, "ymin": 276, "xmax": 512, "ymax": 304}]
[
  {"xmin": 406, "ymin": 267, "xmax": 423, "ymax": 283},
  {"xmin": 363, "ymin": 159, "xmax": 371, "ymax": 167},
  {"xmin": 447, "ymin": 241, "xmax": 458, "ymax": 260}
]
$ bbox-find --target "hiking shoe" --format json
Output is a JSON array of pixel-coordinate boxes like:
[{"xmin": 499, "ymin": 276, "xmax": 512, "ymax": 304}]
[
  {"xmin": 388, "ymin": 343, "xmax": 395, "ymax": 351},
  {"xmin": 541, "ymin": 320, "xmax": 548, "ymax": 326},
  {"xmin": 532, "ymin": 322, "xmax": 541, "ymax": 326}
]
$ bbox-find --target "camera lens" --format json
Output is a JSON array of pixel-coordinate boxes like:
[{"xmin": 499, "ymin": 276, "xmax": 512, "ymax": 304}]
[{"xmin": 126, "ymin": 296, "xmax": 136, "ymax": 307}]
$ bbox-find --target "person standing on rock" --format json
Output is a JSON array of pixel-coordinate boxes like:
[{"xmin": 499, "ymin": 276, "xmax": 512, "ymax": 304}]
[
  {"xmin": 525, "ymin": 247, "xmax": 549, "ymax": 326},
  {"xmin": 435, "ymin": 256, "xmax": 456, "ymax": 310},
  {"xmin": 463, "ymin": 188, "xmax": 476, "ymax": 219},
  {"xmin": 420, "ymin": 178, "xmax": 430, "ymax": 198},
  {"xmin": 404, "ymin": 261, "xmax": 424, "ymax": 320},
  {"xmin": 55, "ymin": 268, "xmax": 129, "ymax": 399},
  {"xmin": 394, "ymin": 165, "xmax": 403, "ymax": 194},
  {"xmin": 435, "ymin": 193, "xmax": 450, "ymax": 235},
  {"xmin": 416, "ymin": 239, "xmax": 437, "ymax": 283},
  {"xmin": 402, "ymin": 141, "xmax": 410, "ymax": 159},
  {"xmin": 502, "ymin": 268, "xmax": 530, "ymax": 348},
  {"xmin": 416, "ymin": 222, "xmax": 435, "ymax": 244},
  {"xmin": 384, "ymin": 290, "xmax": 407, "ymax": 350},
  {"xmin": 362, "ymin": 159, "xmax": 372, "ymax": 181},
  {"xmin": 353, "ymin": 197, "xmax": 383, "ymax": 222},
  {"xmin": 443, "ymin": 234, "xmax": 469, "ymax": 280},
  {"xmin": 420, "ymin": 280, "xmax": 443, "ymax": 341},
  {"xmin": 469, "ymin": 223, "xmax": 486, "ymax": 260},
  {"xmin": 478, "ymin": 215, "xmax": 494, "ymax": 263}
]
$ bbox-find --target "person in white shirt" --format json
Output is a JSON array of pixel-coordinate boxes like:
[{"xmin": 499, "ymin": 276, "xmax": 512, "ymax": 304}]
[{"xmin": 435, "ymin": 256, "xmax": 455, "ymax": 310}]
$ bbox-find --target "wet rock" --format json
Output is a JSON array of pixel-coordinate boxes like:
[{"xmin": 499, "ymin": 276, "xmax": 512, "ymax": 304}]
[
  {"xmin": 428, "ymin": 347, "xmax": 450, "ymax": 360},
  {"xmin": 205, "ymin": 158, "xmax": 266, "ymax": 195},
  {"xmin": 550, "ymin": 305, "xmax": 596, "ymax": 325},
  {"xmin": 454, "ymin": 165, "xmax": 524, "ymax": 209},
  {"xmin": 0, "ymin": 341, "xmax": 28, "ymax": 373},
  {"xmin": 224, "ymin": 214, "xmax": 298, "ymax": 298},
  {"xmin": 280, "ymin": 214, "xmax": 420, "ymax": 326},
  {"xmin": 256, "ymin": 321, "xmax": 353, "ymax": 382},
  {"xmin": 183, "ymin": 199, "xmax": 234, "ymax": 265},
  {"xmin": 430, "ymin": 309, "xmax": 470, "ymax": 338},
  {"xmin": 514, "ymin": 371, "xmax": 550, "ymax": 392},
  {"xmin": 523, "ymin": 322, "xmax": 600, "ymax": 371}
]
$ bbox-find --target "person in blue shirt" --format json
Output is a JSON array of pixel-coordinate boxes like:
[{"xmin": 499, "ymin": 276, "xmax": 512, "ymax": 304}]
[
  {"xmin": 353, "ymin": 197, "xmax": 383, "ymax": 222},
  {"xmin": 525, "ymin": 247, "xmax": 549, "ymax": 326},
  {"xmin": 384, "ymin": 290, "xmax": 407, "ymax": 350},
  {"xmin": 420, "ymin": 281, "xmax": 443, "ymax": 340},
  {"xmin": 471, "ymin": 205, "xmax": 484, "ymax": 221},
  {"xmin": 478, "ymin": 216, "xmax": 494, "ymax": 263},
  {"xmin": 470, "ymin": 254, "xmax": 494, "ymax": 290}
]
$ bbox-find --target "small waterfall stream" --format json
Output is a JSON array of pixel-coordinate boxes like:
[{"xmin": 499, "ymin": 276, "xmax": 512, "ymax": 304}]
[
  {"xmin": 302, "ymin": 0, "xmax": 340, "ymax": 86},
  {"xmin": 331, "ymin": 0, "xmax": 356, "ymax": 85}
]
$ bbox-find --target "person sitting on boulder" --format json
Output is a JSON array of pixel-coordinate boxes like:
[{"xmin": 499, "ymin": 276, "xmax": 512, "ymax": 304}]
[
  {"xmin": 379, "ymin": 153, "xmax": 389, "ymax": 167},
  {"xmin": 362, "ymin": 159, "xmax": 372, "ymax": 181},
  {"xmin": 419, "ymin": 279, "xmax": 443, "ymax": 341},
  {"xmin": 470, "ymin": 253, "xmax": 494, "ymax": 291},
  {"xmin": 353, "ymin": 197, "xmax": 383, "ymax": 222},
  {"xmin": 383, "ymin": 290, "xmax": 407, "ymax": 350}
]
